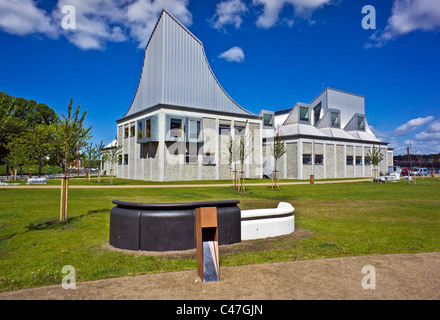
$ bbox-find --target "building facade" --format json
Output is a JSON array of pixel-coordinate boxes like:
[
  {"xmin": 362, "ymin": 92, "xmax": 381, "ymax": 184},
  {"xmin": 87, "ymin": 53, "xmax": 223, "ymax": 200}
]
[
  {"xmin": 114, "ymin": 10, "xmax": 262, "ymax": 182},
  {"xmin": 109, "ymin": 10, "xmax": 392, "ymax": 182},
  {"xmin": 262, "ymin": 88, "xmax": 393, "ymax": 180}
]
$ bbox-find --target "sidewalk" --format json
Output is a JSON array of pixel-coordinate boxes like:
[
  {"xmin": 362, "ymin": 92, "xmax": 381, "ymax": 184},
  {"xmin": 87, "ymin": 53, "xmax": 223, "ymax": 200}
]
[
  {"xmin": 1, "ymin": 252, "xmax": 439, "ymax": 300},
  {"xmin": 0, "ymin": 178, "xmax": 369, "ymax": 189}
]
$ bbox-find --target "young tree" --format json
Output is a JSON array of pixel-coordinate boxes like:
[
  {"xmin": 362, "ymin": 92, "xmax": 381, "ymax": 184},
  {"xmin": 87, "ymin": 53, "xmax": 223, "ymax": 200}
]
[
  {"xmin": 95, "ymin": 140, "xmax": 106, "ymax": 183},
  {"xmin": 102, "ymin": 145, "xmax": 122, "ymax": 185},
  {"xmin": 55, "ymin": 99, "xmax": 92, "ymax": 221},
  {"xmin": 367, "ymin": 145, "xmax": 384, "ymax": 182},
  {"xmin": 271, "ymin": 129, "xmax": 287, "ymax": 190},
  {"xmin": 235, "ymin": 122, "xmax": 254, "ymax": 193},
  {"xmin": 83, "ymin": 143, "xmax": 98, "ymax": 181}
]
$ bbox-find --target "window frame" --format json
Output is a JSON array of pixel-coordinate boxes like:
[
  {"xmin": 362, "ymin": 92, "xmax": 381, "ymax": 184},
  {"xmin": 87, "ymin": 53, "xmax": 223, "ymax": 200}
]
[
  {"xmin": 137, "ymin": 121, "xmax": 143, "ymax": 141},
  {"xmin": 346, "ymin": 155, "xmax": 353, "ymax": 166},
  {"xmin": 331, "ymin": 112, "xmax": 340, "ymax": 127},
  {"xmin": 299, "ymin": 106, "xmax": 310, "ymax": 123},
  {"xmin": 185, "ymin": 143, "xmax": 198, "ymax": 164},
  {"xmin": 219, "ymin": 123, "xmax": 230, "ymax": 135},
  {"xmin": 263, "ymin": 113, "xmax": 274, "ymax": 128},
  {"xmin": 364, "ymin": 156, "xmax": 371, "ymax": 166},
  {"xmin": 303, "ymin": 154, "xmax": 312, "ymax": 165},
  {"xmin": 313, "ymin": 103, "xmax": 322, "ymax": 126},
  {"xmin": 315, "ymin": 154, "xmax": 324, "ymax": 165},
  {"xmin": 357, "ymin": 116, "xmax": 366, "ymax": 130}
]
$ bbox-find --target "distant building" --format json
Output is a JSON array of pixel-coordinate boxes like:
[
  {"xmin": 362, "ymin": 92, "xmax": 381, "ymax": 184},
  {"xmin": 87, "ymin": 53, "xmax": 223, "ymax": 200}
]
[
  {"xmin": 262, "ymin": 88, "xmax": 392, "ymax": 179},
  {"xmin": 106, "ymin": 10, "xmax": 392, "ymax": 181}
]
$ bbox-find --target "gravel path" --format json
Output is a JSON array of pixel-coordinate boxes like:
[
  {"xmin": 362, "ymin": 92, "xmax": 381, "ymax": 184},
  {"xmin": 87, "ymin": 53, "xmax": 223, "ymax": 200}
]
[{"xmin": 1, "ymin": 252, "xmax": 439, "ymax": 300}]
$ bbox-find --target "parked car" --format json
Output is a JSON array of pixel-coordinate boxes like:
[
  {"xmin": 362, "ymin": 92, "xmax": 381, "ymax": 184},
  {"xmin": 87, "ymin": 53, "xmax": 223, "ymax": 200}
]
[
  {"xmin": 400, "ymin": 168, "xmax": 412, "ymax": 176},
  {"xmin": 414, "ymin": 168, "xmax": 429, "ymax": 176},
  {"xmin": 388, "ymin": 166, "xmax": 402, "ymax": 175}
]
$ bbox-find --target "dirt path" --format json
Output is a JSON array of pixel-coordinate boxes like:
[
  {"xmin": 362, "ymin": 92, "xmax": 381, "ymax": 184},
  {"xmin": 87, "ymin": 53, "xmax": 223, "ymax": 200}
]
[
  {"xmin": 0, "ymin": 178, "xmax": 369, "ymax": 189},
  {"xmin": 1, "ymin": 252, "xmax": 439, "ymax": 300}
]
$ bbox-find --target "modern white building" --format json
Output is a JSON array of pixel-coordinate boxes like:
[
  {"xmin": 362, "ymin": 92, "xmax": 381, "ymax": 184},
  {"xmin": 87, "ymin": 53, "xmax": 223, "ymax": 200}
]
[
  {"xmin": 108, "ymin": 10, "xmax": 392, "ymax": 182},
  {"xmin": 114, "ymin": 10, "xmax": 262, "ymax": 182},
  {"xmin": 261, "ymin": 88, "xmax": 393, "ymax": 179}
]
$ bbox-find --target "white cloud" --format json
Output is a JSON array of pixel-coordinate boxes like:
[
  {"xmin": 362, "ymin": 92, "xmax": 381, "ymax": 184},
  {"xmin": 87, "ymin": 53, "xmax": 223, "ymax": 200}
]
[
  {"xmin": 210, "ymin": 0, "xmax": 248, "ymax": 31},
  {"xmin": 393, "ymin": 116, "xmax": 434, "ymax": 136},
  {"xmin": 368, "ymin": 0, "xmax": 440, "ymax": 48},
  {"xmin": 371, "ymin": 117, "xmax": 439, "ymax": 155},
  {"xmin": 252, "ymin": 0, "xmax": 331, "ymax": 29},
  {"xmin": 218, "ymin": 46, "xmax": 245, "ymax": 62},
  {"xmin": 0, "ymin": 0, "xmax": 192, "ymax": 50},
  {"xmin": 126, "ymin": 0, "xmax": 192, "ymax": 48},
  {"xmin": 0, "ymin": 0, "xmax": 57, "ymax": 36}
]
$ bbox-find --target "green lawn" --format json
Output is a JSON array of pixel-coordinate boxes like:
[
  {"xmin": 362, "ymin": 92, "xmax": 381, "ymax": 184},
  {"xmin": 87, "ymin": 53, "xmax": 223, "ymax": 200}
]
[{"xmin": 0, "ymin": 178, "xmax": 439, "ymax": 292}]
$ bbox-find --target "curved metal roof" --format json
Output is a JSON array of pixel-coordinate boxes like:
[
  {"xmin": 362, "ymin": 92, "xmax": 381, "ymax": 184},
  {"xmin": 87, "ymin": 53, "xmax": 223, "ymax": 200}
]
[{"xmin": 121, "ymin": 10, "xmax": 255, "ymax": 120}]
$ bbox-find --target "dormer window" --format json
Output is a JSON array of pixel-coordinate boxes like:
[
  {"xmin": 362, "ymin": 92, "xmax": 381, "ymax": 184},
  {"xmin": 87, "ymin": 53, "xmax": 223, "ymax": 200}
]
[
  {"xmin": 357, "ymin": 116, "xmax": 365, "ymax": 130},
  {"xmin": 263, "ymin": 114, "xmax": 273, "ymax": 127},
  {"xmin": 313, "ymin": 103, "xmax": 321, "ymax": 125},
  {"xmin": 299, "ymin": 107, "xmax": 309, "ymax": 122},
  {"xmin": 331, "ymin": 112, "xmax": 340, "ymax": 127}
]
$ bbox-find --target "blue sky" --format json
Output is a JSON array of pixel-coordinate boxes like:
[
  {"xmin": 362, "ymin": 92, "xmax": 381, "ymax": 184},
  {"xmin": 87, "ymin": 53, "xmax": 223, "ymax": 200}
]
[{"xmin": 0, "ymin": 0, "xmax": 439, "ymax": 155}]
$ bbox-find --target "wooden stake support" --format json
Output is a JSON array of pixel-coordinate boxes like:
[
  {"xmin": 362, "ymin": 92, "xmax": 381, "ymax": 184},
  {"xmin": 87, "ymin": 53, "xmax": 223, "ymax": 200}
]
[
  {"xmin": 196, "ymin": 207, "xmax": 219, "ymax": 283},
  {"xmin": 60, "ymin": 176, "xmax": 69, "ymax": 221}
]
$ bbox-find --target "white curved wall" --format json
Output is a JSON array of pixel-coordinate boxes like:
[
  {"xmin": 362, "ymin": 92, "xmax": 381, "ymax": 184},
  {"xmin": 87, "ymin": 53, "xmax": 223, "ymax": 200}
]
[{"xmin": 241, "ymin": 202, "xmax": 295, "ymax": 240}]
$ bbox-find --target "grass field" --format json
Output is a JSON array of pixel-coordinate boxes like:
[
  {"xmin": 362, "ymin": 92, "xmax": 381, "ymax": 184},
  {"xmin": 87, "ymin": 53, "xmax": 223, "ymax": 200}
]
[{"xmin": 0, "ymin": 178, "xmax": 439, "ymax": 292}]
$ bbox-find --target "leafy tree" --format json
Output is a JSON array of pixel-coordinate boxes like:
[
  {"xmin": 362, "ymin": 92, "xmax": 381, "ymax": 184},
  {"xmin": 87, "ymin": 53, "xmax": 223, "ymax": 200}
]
[
  {"xmin": 6, "ymin": 140, "xmax": 30, "ymax": 180},
  {"xmin": 55, "ymin": 99, "xmax": 92, "ymax": 221},
  {"xmin": 367, "ymin": 145, "xmax": 384, "ymax": 181},
  {"xmin": 102, "ymin": 145, "xmax": 122, "ymax": 185},
  {"xmin": 271, "ymin": 129, "xmax": 287, "ymax": 190},
  {"xmin": 26, "ymin": 123, "xmax": 57, "ymax": 176},
  {"xmin": 55, "ymin": 99, "xmax": 92, "ymax": 175}
]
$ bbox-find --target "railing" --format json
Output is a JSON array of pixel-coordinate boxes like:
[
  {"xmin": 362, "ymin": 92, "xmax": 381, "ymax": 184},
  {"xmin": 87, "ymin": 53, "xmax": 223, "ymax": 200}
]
[{"xmin": 263, "ymin": 160, "xmax": 278, "ymax": 179}]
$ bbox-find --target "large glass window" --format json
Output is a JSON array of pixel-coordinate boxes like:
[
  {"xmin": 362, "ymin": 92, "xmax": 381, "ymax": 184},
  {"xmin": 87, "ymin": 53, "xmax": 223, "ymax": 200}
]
[
  {"xmin": 145, "ymin": 119, "xmax": 151, "ymax": 139},
  {"xmin": 303, "ymin": 154, "xmax": 312, "ymax": 165},
  {"xmin": 130, "ymin": 125, "xmax": 135, "ymax": 137},
  {"xmin": 170, "ymin": 118, "xmax": 183, "ymax": 138},
  {"xmin": 300, "ymin": 107, "xmax": 309, "ymax": 122},
  {"xmin": 346, "ymin": 155, "xmax": 353, "ymax": 165},
  {"xmin": 137, "ymin": 121, "xmax": 143, "ymax": 141},
  {"xmin": 124, "ymin": 127, "xmax": 129, "ymax": 138},
  {"xmin": 356, "ymin": 156, "xmax": 362, "ymax": 166},
  {"xmin": 357, "ymin": 116, "xmax": 365, "ymax": 130},
  {"xmin": 263, "ymin": 114, "xmax": 273, "ymax": 127},
  {"xmin": 189, "ymin": 119, "xmax": 201, "ymax": 140},
  {"xmin": 123, "ymin": 154, "xmax": 128, "ymax": 165},
  {"xmin": 331, "ymin": 112, "xmax": 340, "ymax": 127},
  {"xmin": 313, "ymin": 103, "xmax": 321, "ymax": 125}
]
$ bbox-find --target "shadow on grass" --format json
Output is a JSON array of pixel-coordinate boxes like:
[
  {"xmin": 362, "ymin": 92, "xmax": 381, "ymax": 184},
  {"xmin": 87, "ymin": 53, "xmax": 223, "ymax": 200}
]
[{"xmin": 0, "ymin": 209, "xmax": 109, "ymax": 245}]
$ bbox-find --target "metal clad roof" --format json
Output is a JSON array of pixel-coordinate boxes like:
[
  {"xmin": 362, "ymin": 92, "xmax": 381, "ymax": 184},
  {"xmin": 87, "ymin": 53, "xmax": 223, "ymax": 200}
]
[{"xmin": 123, "ymin": 10, "xmax": 254, "ymax": 119}]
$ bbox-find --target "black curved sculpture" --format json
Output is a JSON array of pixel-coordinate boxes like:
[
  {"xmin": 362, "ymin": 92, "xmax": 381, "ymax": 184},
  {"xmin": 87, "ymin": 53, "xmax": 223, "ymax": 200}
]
[{"xmin": 110, "ymin": 200, "xmax": 241, "ymax": 252}]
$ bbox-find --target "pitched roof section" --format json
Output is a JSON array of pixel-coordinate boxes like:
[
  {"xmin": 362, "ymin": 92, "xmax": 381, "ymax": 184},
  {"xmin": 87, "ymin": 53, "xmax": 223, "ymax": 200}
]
[{"xmin": 122, "ymin": 10, "xmax": 255, "ymax": 119}]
